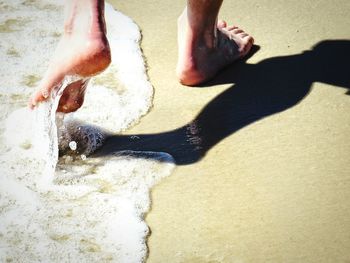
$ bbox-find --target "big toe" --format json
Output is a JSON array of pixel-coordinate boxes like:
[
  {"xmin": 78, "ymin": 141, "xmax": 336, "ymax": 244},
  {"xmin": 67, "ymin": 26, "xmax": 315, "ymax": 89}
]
[{"xmin": 240, "ymin": 35, "xmax": 254, "ymax": 56}]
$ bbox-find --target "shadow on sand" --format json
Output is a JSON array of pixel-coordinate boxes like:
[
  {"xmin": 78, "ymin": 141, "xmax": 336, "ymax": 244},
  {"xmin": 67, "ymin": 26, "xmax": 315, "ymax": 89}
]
[{"xmin": 94, "ymin": 40, "xmax": 350, "ymax": 165}]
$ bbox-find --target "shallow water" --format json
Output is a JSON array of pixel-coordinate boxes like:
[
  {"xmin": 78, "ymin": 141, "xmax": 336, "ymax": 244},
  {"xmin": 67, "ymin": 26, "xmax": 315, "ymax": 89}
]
[{"xmin": 0, "ymin": 1, "xmax": 174, "ymax": 262}]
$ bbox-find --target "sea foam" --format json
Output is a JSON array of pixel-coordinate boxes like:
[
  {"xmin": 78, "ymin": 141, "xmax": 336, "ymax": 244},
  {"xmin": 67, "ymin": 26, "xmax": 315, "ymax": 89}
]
[{"xmin": 0, "ymin": 1, "xmax": 174, "ymax": 262}]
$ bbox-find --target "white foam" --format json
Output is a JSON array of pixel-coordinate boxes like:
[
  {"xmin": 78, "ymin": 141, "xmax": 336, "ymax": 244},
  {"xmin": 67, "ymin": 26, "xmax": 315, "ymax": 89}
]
[
  {"xmin": 0, "ymin": 1, "xmax": 174, "ymax": 262},
  {"xmin": 0, "ymin": 149, "xmax": 174, "ymax": 263}
]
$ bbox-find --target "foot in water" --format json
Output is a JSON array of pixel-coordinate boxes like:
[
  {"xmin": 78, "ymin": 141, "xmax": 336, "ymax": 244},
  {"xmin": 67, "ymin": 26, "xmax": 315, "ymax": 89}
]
[
  {"xmin": 29, "ymin": 0, "xmax": 111, "ymax": 113},
  {"xmin": 176, "ymin": 7, "xmax": 254, "ymax": 86}
]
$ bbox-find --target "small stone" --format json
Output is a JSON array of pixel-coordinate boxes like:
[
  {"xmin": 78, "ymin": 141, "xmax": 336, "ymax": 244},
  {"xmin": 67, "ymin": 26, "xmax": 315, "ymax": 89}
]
[
  {"xmin": 81, "ymin": 155, "xmax": 87, "ymax": 161},
  {"xmin": 68, "ymin": 141, "xmax": 77, "ymax": 151},
  {"xmin": 20, "ymin": 141, "xmax": 31, "ymax": 150}
]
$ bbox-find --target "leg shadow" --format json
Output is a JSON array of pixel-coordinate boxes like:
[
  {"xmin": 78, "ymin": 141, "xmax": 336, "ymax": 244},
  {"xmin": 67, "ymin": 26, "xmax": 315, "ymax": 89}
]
[{"xmin": 94, "ymin": 40, "xmax": 350, "ymax": 165}]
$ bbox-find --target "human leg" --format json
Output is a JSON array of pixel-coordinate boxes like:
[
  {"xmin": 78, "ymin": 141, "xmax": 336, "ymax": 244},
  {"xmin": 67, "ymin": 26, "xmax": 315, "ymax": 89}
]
[
  {"xmin": 29, "ymin": 0, "xmax": 111, "ymax": 113},
  {"xmin": 176, "ymin": 0, "xmax": 254, "ymax": 85}
]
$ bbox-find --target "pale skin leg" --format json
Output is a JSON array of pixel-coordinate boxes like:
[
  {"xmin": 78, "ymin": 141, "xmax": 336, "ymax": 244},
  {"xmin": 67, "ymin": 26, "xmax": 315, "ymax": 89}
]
[{"xmin": 29, "ymin": 0, "xmax": 253, "ymax": 112}]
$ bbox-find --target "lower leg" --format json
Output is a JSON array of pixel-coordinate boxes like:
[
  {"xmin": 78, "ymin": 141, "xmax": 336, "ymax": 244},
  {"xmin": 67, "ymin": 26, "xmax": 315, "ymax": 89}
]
[
  {"xmin": 185, "ymin": 0, "xmax": 223, "ymax": 48},
  {"xmin": 64, "ymin": 0, "xmax": 107, "ymax": 34},
  {"xmin": 176, "ymin": 0, "xmax": 254, "ymax": 85}
]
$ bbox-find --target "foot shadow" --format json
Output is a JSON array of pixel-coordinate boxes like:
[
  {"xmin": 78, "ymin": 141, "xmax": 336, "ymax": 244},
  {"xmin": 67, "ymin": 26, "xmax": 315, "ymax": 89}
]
[{"xmin": 94, "ymin": 40, "xmax": 350, "ymax": 165}]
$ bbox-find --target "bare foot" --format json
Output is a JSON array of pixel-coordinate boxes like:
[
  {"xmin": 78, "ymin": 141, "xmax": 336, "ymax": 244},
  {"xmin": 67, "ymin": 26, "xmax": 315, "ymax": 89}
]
[
  {"xmin": 29, "ymin": 0, "xmax": 111, "ymax": 113},
  {"xmin": 176, "ymin": 11, "xmax": 254, "ymax": 86}
]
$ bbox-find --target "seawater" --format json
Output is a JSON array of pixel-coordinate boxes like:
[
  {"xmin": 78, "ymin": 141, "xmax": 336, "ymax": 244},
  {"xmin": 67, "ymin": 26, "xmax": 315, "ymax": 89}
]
[{"xmin": 0, "ymin": 1, "xmax": 175, "ymax": 262}]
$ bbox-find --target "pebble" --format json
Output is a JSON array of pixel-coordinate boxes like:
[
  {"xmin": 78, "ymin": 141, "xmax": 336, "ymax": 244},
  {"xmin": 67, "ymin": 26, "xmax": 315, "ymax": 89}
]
[{"xmin": 68, "ymin": 141, "xmax": 77, "ymax": 151}]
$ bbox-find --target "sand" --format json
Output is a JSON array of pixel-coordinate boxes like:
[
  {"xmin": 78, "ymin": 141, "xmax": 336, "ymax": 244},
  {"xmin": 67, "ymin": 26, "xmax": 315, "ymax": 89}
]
[
  {"xmin": 1, "ymin": 0, "xmax": 349, "ymax": 262},
  {"xmin": 108, "ymin": 0, "xmax": 350, "ymax": 262}
]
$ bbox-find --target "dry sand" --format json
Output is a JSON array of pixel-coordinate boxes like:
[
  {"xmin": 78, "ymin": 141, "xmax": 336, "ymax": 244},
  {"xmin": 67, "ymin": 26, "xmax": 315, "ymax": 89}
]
[{"xmin": 109, "ymin": 1, "xmax": 350, "ymax": 262}]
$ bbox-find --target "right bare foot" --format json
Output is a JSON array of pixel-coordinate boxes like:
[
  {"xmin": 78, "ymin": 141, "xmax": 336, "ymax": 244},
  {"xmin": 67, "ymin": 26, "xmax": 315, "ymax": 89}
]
[
  {"xmin": 29, "ymin": 0, "xmax": 111, "ymax": 113},
  {"xmin": 176, "ymin": 10, "xmax": 254, "ymax": 86}
]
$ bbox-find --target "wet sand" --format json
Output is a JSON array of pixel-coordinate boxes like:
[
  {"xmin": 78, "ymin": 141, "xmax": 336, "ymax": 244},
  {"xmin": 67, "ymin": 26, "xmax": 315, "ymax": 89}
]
[{"xmin": 107, "ymin": 1, "xmax": 350, "ymax": 262}]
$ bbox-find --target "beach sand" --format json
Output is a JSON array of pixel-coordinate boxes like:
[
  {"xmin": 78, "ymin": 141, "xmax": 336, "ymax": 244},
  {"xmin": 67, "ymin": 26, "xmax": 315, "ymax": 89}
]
[{"xmin": 108, "ymin": 0, "xmax": 350, "ymax": 262}]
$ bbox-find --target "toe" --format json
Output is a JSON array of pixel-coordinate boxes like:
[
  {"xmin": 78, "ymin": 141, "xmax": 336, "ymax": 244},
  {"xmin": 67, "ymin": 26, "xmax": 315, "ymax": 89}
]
[
  {"xmin": 28, "ymin": 68, "xmax": 65, "ymax": 109},
  {"xmin": 217, "ymin": 20, "xmax": 227, "ymax": 29},
  {"xmin": 238, "ymin": 32, "xmax": 249, "ymax": 38},
  {"xmin": 28, "ymin": 91, "xmax": 45, "ymax": 109},
  {"xmin": 241, "ymin": 36, "xmax": 254, "ymax": 55},
  {"xmin": 245, "ymin": 35, "xmax": 254, "ymax": 45},
  {"xmin": 227, "ymin": 25, "xmax": 238, "ymax": 31},
  {"xmin": 233, "ymin": 28, "xmax": 244, "ymax": 34}
]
